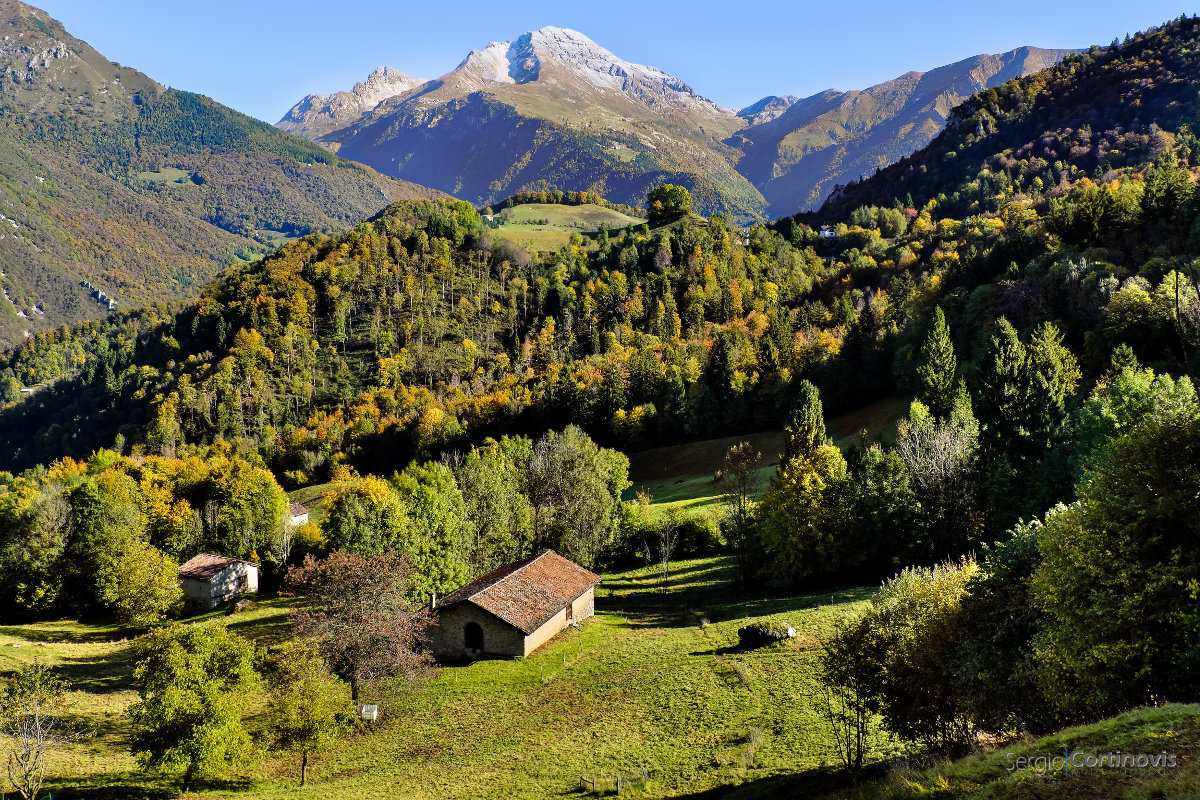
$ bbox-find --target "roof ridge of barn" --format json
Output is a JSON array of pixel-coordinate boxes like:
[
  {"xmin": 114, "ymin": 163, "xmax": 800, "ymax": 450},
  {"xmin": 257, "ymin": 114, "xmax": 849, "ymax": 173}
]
[
  {"xmin": 437, "ymin": 550, "xmax": 600, "ymax": 634},
  {"xmin": 178, "ymin": 552, "xmax": 259, "ymax": 581}
]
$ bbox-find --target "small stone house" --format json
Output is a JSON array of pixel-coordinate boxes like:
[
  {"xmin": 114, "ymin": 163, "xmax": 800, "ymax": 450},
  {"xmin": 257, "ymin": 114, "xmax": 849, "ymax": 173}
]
[
  {"xmin": 287, "ymin": 503, "xmax": 309, "ymax": 527},
  {"xmin": 430, "ymin": 551, "xmax": 600, "ymax": 660},
  {"xmin": 178, "ymin": 554, "xmax": 259, "ymax": 611}
]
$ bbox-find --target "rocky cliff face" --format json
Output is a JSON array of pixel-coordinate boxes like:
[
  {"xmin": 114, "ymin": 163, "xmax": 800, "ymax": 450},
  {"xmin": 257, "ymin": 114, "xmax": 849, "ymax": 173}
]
[
  {"xmin": 737, "ymin": 95, "xmax": 800, "ymax": 126},
  {"xmin": 277, "ymin": 66, "xmax": 425, "ymax": 138}
]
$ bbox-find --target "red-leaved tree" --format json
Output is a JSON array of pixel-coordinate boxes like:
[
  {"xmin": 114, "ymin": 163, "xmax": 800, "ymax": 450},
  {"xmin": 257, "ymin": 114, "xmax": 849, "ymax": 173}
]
[{"xmin": 286, "ymin": 550, "xmax": 434, "ymax": 702}]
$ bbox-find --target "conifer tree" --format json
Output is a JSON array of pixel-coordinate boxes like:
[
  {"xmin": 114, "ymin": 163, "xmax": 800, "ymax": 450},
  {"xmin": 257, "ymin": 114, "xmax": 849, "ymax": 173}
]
[
  {"xmin": 756, "ymin": 381, "xmax": 849, "ymax": 583},
  {"xmin": 975, "ymin": 317, "xmax": 1029, "ymax": 456},
  {"xmin": 916, "ymin": 307, "xmax": 958, "ymax": 418},
  {"xmin": 782, "ymin": 379, "xmax": 828, "ymax": 463}
]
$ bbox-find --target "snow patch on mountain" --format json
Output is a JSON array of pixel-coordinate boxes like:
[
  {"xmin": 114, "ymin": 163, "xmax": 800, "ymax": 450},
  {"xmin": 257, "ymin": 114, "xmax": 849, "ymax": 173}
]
[{"xmin": 451, "ymin": 26, "xmax": 731, "ymax": 115}]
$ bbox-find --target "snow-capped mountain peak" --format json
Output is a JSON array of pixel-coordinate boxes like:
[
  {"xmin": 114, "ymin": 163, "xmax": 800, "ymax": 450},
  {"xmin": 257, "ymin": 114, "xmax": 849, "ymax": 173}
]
[{"xmin": 451, "ymin": 26, "xmax": 731, "ymax": 115}]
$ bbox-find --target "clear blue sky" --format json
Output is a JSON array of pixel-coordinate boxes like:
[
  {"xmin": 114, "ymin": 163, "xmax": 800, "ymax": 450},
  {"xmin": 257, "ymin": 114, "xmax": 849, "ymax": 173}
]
[{"xmin": 34, "ymin": 1, "xmax": 1198, "ymax": 123}]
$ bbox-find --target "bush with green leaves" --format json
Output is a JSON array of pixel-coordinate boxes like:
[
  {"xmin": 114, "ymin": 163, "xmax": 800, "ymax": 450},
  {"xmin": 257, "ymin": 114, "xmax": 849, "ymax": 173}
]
[
  {"xmin": 646, "ymin": 184, "xmax": 692, "ymax": 223},
  {"xmin": 128, "ymin": 624, "xmax": 259, "ymax": 791},
  {"xmin": 823, "ymin": 559, "xmax": 978, "ymax": 752},
  {"xmin": 954, "ymin": 519, "xmax": 1053, "ymax": 732},
  {"xmin": 1032, "ymin": 404, "xmax": 1200, "ymax": 715}
]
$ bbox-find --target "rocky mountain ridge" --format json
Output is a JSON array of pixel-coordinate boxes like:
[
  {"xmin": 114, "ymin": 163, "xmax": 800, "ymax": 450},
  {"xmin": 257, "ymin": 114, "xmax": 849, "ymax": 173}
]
[{"xmin": 280, "ymin": 29, "xmax": 1076, "ymax": 220}]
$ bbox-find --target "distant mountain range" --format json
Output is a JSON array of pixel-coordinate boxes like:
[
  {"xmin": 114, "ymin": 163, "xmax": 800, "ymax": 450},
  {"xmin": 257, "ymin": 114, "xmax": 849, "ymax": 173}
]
[
  {"xmin": 279, "ymin": 28, "xmax": 1075, "ymax": 220},
  {"xmin": 0, "ymin": 0, "xmax": 443, "ymax": 348}
]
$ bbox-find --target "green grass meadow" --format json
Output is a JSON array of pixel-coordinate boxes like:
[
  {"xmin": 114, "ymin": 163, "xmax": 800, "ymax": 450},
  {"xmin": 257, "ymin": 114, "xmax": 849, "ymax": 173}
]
[
  {"xmin": 490, "ymin": 203, "xmax": 646, "ymax": 251},
  {"xmin": 9, "ymin": 559, "xmax": 882, "ymax": 799},
  {"xmin": 5, "ymin": 556, "xmax": 1196, "ymax": 799},
  {"xmin": 136, "ymin": 167, "xmax": 196, "ymax": 186}
]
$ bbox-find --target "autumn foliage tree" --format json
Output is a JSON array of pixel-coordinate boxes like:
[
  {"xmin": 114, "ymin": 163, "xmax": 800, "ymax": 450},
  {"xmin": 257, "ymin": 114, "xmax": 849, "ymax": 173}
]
[{"xmin": 287, "ymin": 550, "xmax": 435, "ymax": 702}]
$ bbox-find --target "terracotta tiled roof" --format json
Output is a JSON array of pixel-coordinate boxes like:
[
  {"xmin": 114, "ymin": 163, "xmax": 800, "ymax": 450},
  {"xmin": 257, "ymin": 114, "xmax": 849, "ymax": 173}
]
[
  {"xmin": 288, "ymin": 503, "xmax": 308, "ymax": 516},
  {"xmin": 178, "ymin": 553, "xmax": 257, "ymax": 582},
  {"xmin": 437, "ymin": 551, "xmax": 600, "ymax": 635}
]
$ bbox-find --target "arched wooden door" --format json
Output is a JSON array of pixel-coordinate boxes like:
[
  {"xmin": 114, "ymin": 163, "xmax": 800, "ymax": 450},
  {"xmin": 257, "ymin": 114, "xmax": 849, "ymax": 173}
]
[{"xmin": 464, "ymin": 621, "xmax": 484, "ymax": 652}]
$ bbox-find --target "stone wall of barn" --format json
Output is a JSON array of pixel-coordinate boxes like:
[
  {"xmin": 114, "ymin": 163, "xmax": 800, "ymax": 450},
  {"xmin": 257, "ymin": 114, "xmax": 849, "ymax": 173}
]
[
  {"xmin": 569, "ymin": 587, "xmax": 595, "ymax": 623},
  {"xmin": 431, "ymin": 604, "xmax": 526, "ymax": 660},
  {"xmin": 181, "ymin": 563, "xmax": 258, "ymax": 610},
  {"xmin": 522, "ymin": 607, "xmax": 569, "ymax": 656}
]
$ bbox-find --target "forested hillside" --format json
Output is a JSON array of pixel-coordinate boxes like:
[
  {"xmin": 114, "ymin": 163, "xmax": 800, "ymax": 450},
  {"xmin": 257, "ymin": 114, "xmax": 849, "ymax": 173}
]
[
  {"xmin": 3, "ymin": 21, "xmax": 1199, "ymax": 527},
  {"xmin": 0, "ymin": 194, "xmax": 822, "ymax": 477},
  {"xmin": 1, "ymin": 14, "xmax": 1200, "ymax": 799},
  {"xmin": 0, "ymin": 0, "xmax": 442, "ymax": 348}
]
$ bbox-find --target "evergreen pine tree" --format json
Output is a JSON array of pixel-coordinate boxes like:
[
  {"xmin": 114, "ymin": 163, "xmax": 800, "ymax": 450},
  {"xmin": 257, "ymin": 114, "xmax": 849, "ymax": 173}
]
[
  {"xmin": 782, "ymin": 379, "xmax": 828, "ymax": 464},
  {"xmin": 975, "ymin": 317, "xmax": 1029, "ymax": 457},
  {"xmin": 916, "ymin": 307, "xmax": 958, "ymax": 418}
]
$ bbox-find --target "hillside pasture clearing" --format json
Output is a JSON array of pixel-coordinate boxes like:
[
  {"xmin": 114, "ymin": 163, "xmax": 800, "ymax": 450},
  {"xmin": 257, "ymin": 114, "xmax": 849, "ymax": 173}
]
[
  {"xmin": 625, "ymin": 394, "xmax": 910, "ymax": 521},
  {"xmin": 286, "ymin": 482, "xmax": 333, "ymax": 528},
  {"xmin": 490, "ymin": 202, "xmax": 646, "ymax": 251},
  {"xmin": 213, "ymin": 557, "xmax": 880, "ymax": 799},
  {"xmin": 495, "ymin": 202, "xmax": 645, "ymax": 230},
  {"xmin": 16, "ymin": 559, "xmax": 882, "ymax": 798}
]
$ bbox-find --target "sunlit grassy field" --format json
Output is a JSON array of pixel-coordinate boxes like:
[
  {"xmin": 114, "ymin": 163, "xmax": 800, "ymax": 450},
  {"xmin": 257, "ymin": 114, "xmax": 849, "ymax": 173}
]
[
  {"xmin": 13, "ymin": 558, "xmax": 880, "ymax": 799},
  {"xmin": 286, "ymin": 482, "xmax": 333, "ymax": 528},
  {"xmin": 625, "ymin": 394, "xmax": 911, "ymax": 522},
  {"xmin": 490, "ymin": 202, "xmax": 646, "ymax": 251},
  {"xmin": 10, "ymin": 554, "xmax": 1196, "ymax": 799},
  {"xmin": 831, "ymin": 704, "xmax": 1200, "ymax": 800}
]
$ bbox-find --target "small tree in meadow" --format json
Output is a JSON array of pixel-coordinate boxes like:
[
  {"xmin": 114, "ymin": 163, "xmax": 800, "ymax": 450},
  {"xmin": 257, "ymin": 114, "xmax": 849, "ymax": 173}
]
[
  {"xmin": 714, "ymin": 441, "xmax": 763, "ymax": 585},
  {"xmin": 128, "ymin": 624, "xmax": 259, "ymax": 792},
  {"xmin": 2, "ymin": 657, "xmax": 90, "ymax": 800},
  {"xmin": 655, "ymin": 516, "xmax": 679, "ymax": 587},
  {"xmin": 265, "ymin": 641, "xmax": 354, "ymax": 787}
]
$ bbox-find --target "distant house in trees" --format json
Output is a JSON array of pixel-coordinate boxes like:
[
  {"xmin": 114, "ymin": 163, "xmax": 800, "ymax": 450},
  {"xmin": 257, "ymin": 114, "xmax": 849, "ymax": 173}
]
[
  {"xmin": 818, "ymin": 226, "xmax": 836, "ymax": 239},
  {"xmin": 430, "ymin": 551, "xmax": 600, "ymax": 661},
  {"xmin": 178, "ymin": 554, "xmax": 259, "ymax": 611},
  {"xmin": 287, "ymin": 503, "xmax": 309, "ymax": 527}
]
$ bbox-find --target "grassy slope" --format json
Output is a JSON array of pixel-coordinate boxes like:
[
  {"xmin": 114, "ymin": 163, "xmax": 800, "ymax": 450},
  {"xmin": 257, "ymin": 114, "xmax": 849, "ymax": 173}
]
[
  {"xmin": 491, "ymin": 202, "xmax": 646, "ymax": 252},
  {"xmin": 826, "ymin": 704, "xmax": 1200, "ymax": 800},
  {"xmin": 626, "ymin": 394, "xmax": 911, "ymax": 521},
  {"xmin": 0, "ymin": 599, "xmax": 295, "ymax": 797},
  {"xmin": 19, "ymin": 558, "xmax": 878, "ymax": 798},
  {"xmin": 11, "ymin": 556, "xmax": 1199, "ymax": 799}
]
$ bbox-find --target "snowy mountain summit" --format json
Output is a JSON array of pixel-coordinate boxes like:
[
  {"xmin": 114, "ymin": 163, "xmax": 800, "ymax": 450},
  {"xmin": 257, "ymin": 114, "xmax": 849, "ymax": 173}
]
[{"xmin": 452, "ymin": 26, "xmax": 731, "ymax": 115}]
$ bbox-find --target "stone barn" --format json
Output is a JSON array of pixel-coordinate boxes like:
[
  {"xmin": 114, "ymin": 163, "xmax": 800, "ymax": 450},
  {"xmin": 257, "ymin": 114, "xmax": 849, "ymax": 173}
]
[
  {"xmin": 430, "ymin": 550, "xmax": 600, "ymax": 660},
  {"xmin": 178, "ymin": 553, "xmax": 259, "ymax": 611}
]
